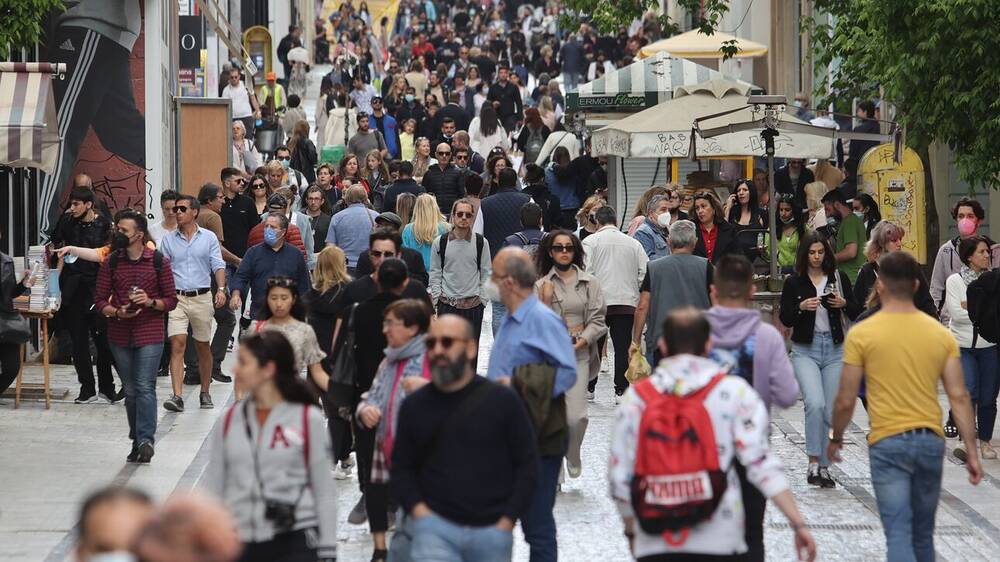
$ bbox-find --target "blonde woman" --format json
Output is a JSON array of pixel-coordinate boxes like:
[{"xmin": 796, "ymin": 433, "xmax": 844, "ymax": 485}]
[
  {"xmin": 395, "ymin": 192, "xmax": 417, "ymax": 225},
  {"xmin": 538, "ymin": 96, "xmax": 557, "ymax": 131},
  {"xmin": 307, "ymin": 246, "xmax": 351, "ymax": 358},
  {"xmin": 232, "ymin": 120, "xmax": 260, "ymax": 175},
  {"xmin": 402, "ymin": 193, "xmax": 449, "ymax": 269},
  {"xmin": 411, "ymin": 137, "xmax": 432, "ymax": 182},
  {"xmin": 575, "ymin": 195, "xmax": 606, "ymax": 241},
  {"xmin": 265, "ymin": 159, "xmax": 288, "ymax": 192}
]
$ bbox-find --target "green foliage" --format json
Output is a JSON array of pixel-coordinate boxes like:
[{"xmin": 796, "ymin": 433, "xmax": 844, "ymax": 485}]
[
  {"xmin": 0, "ymin": 0, "xmax": 66, "ymax": 59},
  {"xmin": 560, "ymin": 0, "xmax": 735, "ymax": 57},
  {"xmin": 807, "ymin": 0, "xmax": 1000, "ymax": 189}
]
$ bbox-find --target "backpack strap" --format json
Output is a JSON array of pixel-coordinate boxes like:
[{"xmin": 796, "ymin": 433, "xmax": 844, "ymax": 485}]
[
  {"xmin": 302, "ymin": 404, "xmax": 311, "ymax": 475},
  {"xmin": 514, "ymin": 232, "xmax": 529, "ymax": 246},
  {"xmin": 222, "ymin": 403, "xmax": 240, "ymax": 438},
  {"xmin": 438, "ymin": 234, "xmax": 449, "ymax": 269},
  {"xmin": 634, "ymin": 378, "xmax": 661, "ymax": 405},
  {"xmin": 475, "ymin": 233, "xmax": 484, "ymax": 273}
]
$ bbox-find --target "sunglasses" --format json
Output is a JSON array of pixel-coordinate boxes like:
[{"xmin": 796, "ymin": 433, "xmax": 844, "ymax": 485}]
[
  {"xmin": 266, "ymin": 277, "xmax": 296, "ymax": 288},
  {"xmin": 370, "ymin": 250, "xmax": 396, "ymax": 258},
  {"xmin": 425, "ymin": 335, "xmax": 467, "ymax": 350},
  {"xmin": 454, "ymin": 211, "xmax": 474, "ymax": 219},
  {"xmin": 172, "ymin": 206, "xmax": 189, "ymax": 213},
  {"xmin": 437, "ymin": 151, "xmax": 451, "ymax": 155},
  {"xmin": 252, "ymin": 183, "xmax": 266, "ymax": 189},
  {"xmin": 454, "ymin": 154, "xmax": 469, "ymax": 160},
  {"xmin": 551, "ymin": 245, "xmax": 574, "ymax": 253}
]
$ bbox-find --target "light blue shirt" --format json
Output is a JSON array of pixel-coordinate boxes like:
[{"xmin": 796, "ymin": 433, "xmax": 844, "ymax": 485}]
[
  {"xmin": 487, "ymin": 294, "xmax": 577, "ymax": 397},
  {"xmin": 326, "ymin": 203, "xmax": 379, "ymax": 267},
  {"xmin": 159, "ymin": 226, "xmax": 225, "ymax": 290}
]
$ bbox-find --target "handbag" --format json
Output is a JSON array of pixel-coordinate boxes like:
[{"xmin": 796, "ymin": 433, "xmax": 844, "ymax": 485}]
[
  {"xmin": 327, "ymin": 303, "xmax": 360, "ymax": 420},
  {"xmin": 0, "ymin": 310, "xmax": 31, "ymax": 344}
]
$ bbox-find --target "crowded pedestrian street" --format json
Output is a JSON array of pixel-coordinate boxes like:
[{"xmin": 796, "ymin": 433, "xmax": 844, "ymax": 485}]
[{"xmin": 3, "ymin": 1, "xmax": 1000, "ymax": 561}]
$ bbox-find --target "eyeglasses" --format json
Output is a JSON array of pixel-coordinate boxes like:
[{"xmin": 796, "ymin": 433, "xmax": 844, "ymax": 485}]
[
  {"xmin": 454, "ymin": 154, "xmax": 469, "ymax": 160},
  {"xmin": 454, "ymin": 211, "xmax": 474, "ymax": 219},
  {"xmin": 425, "ymin": 335, "xmax": 467, "ymax": 350},
  {"xmin": 551, "ymin": 245, "xmax": 575, "ymax": 253},
  {"xmin": 266, "ymin": 277, "xmax": 295, "ymax": 288},
  {"xmin": 251, "ymin": 183, "xmax": 266, "ymax": 190},
  {"xmin": 370, "ymin": 250, "xmax": 396, "ymax": 258},
  {"xmin": 172, "ymin": 205, "xmax": 189, "ymax": 214}
]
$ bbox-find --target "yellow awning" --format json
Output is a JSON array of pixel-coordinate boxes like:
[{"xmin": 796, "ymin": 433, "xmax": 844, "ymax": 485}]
[{"xmin": 639, "ymin": 29, "xmax": 768, "ymax": 60}]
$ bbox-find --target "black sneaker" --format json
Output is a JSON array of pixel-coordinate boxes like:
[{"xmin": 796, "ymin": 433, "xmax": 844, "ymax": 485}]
[
  {"xmin": 818, "ymin": 467, "xmax": 836, "ymax": 488},
  {"xmin": 183, "ymin": 372, "xmax": 200, "ymax": 385},
  {"xmin": 157, "ymin": 366, "xmax": 169, "ymax": 377},
  {"xmin": 163, "ymin": 395, "xmax": 184, "ymax": 412},
  {"xmin": 126, "ymin": 444, "xmax": 139, "ymax": 463},
  {"xmin": 212, "ymin": 372, "xmax": 232, "ymax": 383},
  {"xmin": 136, "ymin": 441, "xmax": 154, "ymax": 463},
  {"xmin": 944, "ymin": 422, "xmax": 959, "ymax": 439},
  {"xmin": 114, "ymin": 388, "xmax": 126, "ymax": 402},
  {"xmin": 348, "ymin": 495, "xmax": 367, "ymax": 525},
  {"xmin": 74, "ymin": 390, "xmax": 97, "ymax": 404},
  {"xmin": 807, "ymin": 463, "xmax": 820, "ymax": 485},
  {"xmin": 200, "ymin": 392, "xmax": 214, "ymax": 409}
]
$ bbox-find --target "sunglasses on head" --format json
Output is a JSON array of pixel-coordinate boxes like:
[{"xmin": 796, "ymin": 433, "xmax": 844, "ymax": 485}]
[
  {"xmin": 266, "ymin": 277, "xmax": 296, "ymax": 288},
  {"xmin": 172, "ymin": 205, "xmax": 189, "ymax": 213},
  {"xmin": 425, "ymin": 335, "xmax": 467, "ymax": 350},
  {"xmin": 551, "ymin": 244, "xmax": 574, "ymax": 253},
  {"xmin": 454, "ymin": 211, "xmax": 474, "ymax": 219},
  {"xmin": 370, "ymin": 250, "xmax": 396, "ymax": 258}
]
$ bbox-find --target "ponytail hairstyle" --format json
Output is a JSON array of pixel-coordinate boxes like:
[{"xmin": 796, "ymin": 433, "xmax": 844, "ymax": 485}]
[{"xmin": 239, "ymin": 331, "xmax": 318, "ymax": 405}]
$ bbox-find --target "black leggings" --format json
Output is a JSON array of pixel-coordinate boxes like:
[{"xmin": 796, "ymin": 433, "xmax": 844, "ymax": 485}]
[
  {"xmin": 237, "ymin": 529, "xmax": 317, "ymax": 562},
  {"xmin": 0, "ymin": 343, "xmax": 21, "ymax": 396}
]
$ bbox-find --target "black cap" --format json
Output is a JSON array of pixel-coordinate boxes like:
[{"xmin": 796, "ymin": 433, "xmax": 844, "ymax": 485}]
[{"xmin": 267, "ymin": 194, "xmax": 288, "ymax": 209}]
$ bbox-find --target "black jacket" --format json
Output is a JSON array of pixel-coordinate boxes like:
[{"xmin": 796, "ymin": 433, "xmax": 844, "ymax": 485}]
[
  {"xmin": 422, "ymin": 164, "xmax": 466, "ymax": 216},
  {"xmin": 291, "ymin": 139, "xmax": 318, "ymax": 183},
  {"xmin": 780, "ymin": 270, "xmax": 862, "ymax": 345},
  {"xmin": 522, "ymin": 183, "xmax": 562, "ymax": 232},
  {"xmin": 693, "ymin": 221, "xmax": 742, "ymax": 264},
  {"xmin": 1, "ymin": 252, "xmax": 28, "ymax": 313},
  {"xmin": 486, "ymin": 81, "xmax": 523, "ymax": 122},
  {"xmin": 435, "ymin": 103, "xmax": 471, "ymax": 133},
  {"xmin": 355, "ymin": 247, "xmax": 429, "ymax": 287},
  {"xmin": 774, "ymin": 166, "xmax": 815, "ymax": 210},
  {"xmin": 382, "ymin": 179, "xmax": 426, "ymax": 214},
  {"xmin": 849, "ymin": 120, "xmax": 882, "ymax": 164},
  {"xmin": 853, "ymin": 261, "xmax": 937, "ymax": 317}
]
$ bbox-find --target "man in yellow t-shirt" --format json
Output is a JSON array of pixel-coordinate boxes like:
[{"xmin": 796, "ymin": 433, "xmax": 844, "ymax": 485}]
[{"xmin": 828, "ymin": 251, "xmax": 982, "ymax": 562}]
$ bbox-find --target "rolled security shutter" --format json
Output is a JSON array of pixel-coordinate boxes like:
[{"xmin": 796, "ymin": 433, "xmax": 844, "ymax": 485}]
[{"xmin": 610, "ymin": 157, "xmax": 670, "ymax": 223}]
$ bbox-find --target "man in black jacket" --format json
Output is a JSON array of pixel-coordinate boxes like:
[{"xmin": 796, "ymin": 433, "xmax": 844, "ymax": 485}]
[
  {"xmin": 774, "ymin": 158, "xmax": 815, "ymax": 211},
  {"xmin": 475, "ymin": 168, "xmax": 530, "ymax": 335},
  {"xmin": 382, "ymin": 161, "xmax": 426, "ymax": 214},
  {"xmin": 391, "ymin": 314, "xmax": 538, "ymax": 560},
  {"xmin": 435, "ymin": 92, "xmax": 471, "ymax": 133},
  {"xmin": 487, "ymin": 64, "xmax": 523, "ymax": 133},
  {"xmin": 422, "ymin": 144, "xmax": 466, "ymax": 218},
  {"xmin": 276, "ymin": 25, "xmax": 302, "ymax": 87},
  {"xmin": 354, "ymin": 213, "xmax": 429, "ymax": 287}
]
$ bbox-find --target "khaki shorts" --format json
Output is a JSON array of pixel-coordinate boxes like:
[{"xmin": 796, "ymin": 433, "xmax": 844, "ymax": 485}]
[{"xmin": 167, "ymin": 292, "xmax": 214, "ymax": 342}]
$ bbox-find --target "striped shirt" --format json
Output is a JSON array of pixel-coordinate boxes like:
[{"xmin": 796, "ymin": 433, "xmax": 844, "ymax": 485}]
[{"xmin": 94, "ymin": 248, "xmax": 178, "ymax": 347}]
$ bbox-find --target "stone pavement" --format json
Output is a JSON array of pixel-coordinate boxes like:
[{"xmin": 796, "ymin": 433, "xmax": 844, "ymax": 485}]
[{"xmin": 3, "ymin": 307, "xmax": 1000, "ymax": 561}]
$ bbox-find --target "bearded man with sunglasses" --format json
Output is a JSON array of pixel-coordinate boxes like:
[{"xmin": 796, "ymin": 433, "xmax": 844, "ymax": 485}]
[{"xmin": 158, "ymin": 195, "xmax": 227, "ymax": 412}]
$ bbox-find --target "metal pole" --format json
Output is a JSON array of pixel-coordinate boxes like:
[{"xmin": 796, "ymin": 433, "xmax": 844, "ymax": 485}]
[{"xmin": 764, "ymin": 131, "xmax": 779, "ymax": 279}]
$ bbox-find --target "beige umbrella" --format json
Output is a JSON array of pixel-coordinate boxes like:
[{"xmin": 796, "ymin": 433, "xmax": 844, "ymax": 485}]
[{"xmin": 639, "ymin": 29, "xmax": 768, "ymax": 60}]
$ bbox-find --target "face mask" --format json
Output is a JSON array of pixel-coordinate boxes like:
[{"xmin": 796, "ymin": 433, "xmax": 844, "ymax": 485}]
[
  {"xmin": 780, "ymin": 215, "xmax": 794, "ymax": 225},
  {"xmin": 87, "ymin": 553, "xmax": 137, "ymax": 562},
  {"xmin": 656, "ymin": 213, "xmax": 671, "ymax": 228},
  {"xmin": 958, "ymin": 217, "xmax": 978, "ymax": 237},
  {"xmin": 405, "ymin": 94, "xmax": 415, "ymax": 103},
  {"xmin": 482, "ymin": 278, "xmax": 502, "ymax": 302},
  {"xmin": 431, "ymin": 355, "xmax": 467, "ymax": 387},
  {"xmin": 111, "ymin": 232, "xmax": 131, "ymax": 251},
  {"xmin": 826, "ymin": 216, "xmax": 838, "ymax": 227},
  {"xmin": 853, "ymin": 210, "xmax": 865, "ymax": 219},
  {"xmin": 553, "ymin": 262, "xmax": 572, "ymax": 272},
  {"xmin": 263, "ymin": 226, "xmax": 280, "ymax": 246},
  {"xmin": 793, "ymin": 100, "xmax": 803, "ymax": 108},
  {"xmin": 280, "ymin": 158, "xmax": 290, "ymax": 169}
]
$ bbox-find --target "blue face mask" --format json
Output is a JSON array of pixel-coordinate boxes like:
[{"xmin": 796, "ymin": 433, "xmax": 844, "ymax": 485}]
[
  {"xmin": 263, "ymin": 226, "xmax": 280, "ymax": 246},
  {"xmin": 405, "ymin": 94, "xmax": 415, "ymax": 103},
  {"xmin": 280, "ymin": 158, "xmax": 290, "ymax": 169}
]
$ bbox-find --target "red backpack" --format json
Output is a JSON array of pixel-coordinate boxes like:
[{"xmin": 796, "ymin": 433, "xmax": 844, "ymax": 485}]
[{"xmin": 630, "ymin": 374, "xmax": 728, "ymax": 543}]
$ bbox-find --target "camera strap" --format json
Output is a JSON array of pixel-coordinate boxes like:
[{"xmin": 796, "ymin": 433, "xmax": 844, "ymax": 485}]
[{"xmin": 242, "ymin": 401, "xmax": 309, "ymax": 511}]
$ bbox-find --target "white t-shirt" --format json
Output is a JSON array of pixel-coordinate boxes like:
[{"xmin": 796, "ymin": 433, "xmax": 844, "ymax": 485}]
[
  {"xmin": 222, "ymin": 81, "xmax": 253, "ymax": 118},
  {"xmin": 148, "ymin": 221, "xmax": 175, "ymax": 247},
  {"xmin": 812, "ymin": 276, "xmax": 831, "ymax": 333}
]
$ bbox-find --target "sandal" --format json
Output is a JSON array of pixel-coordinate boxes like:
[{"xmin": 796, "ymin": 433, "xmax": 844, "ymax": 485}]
[{"xmin": 371, "ymin": 548, "xmax": 388, "ymax": 562}]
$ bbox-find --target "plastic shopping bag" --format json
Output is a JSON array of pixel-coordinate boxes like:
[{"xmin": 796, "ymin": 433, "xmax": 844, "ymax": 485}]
[{"xmin": 625, "ymin": 342, "xmax": 651, "ymax": 383}]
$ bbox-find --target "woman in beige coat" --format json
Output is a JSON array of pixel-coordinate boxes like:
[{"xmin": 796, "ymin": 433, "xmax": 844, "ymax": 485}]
[{"xmin": 535, "ymin": 230, "xmax": 607, "ymax": 479}]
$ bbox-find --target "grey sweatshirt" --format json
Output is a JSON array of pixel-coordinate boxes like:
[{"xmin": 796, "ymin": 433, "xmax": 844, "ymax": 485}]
[
  {"xmin": 60, "ymin": 0, "xmax": 142, "ymax": 51},
  {"xmin": 429, "ymin": 232, "xmax": 492, "ymax": 303},
  {"xmin": 202, "ymin": 400, "xmax": 337, "ymax": 559}
]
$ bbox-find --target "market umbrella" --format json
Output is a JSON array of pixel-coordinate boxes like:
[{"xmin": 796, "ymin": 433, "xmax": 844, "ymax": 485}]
[{"xmin": 639, "ymin": 29, "xmax": 768, "ymax": 60}]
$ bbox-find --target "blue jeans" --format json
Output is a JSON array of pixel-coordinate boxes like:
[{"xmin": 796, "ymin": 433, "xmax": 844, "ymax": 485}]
[
  {"xmin": 491, "ymin": 300, "xmax": 507, "ymax": 338},
  {"xmin": 521, "ymin": 454, "xmax": 562, "ymax": 562},
  {"xmin": 959, "ymin": 346, "xmax": 1000, "ymax": 441},
  {"xmin": 408, "ymin": 512, "xmax": 513, "ymax": 562},
  {"xmin": 869, "ymin": 431, "xmax": 944, "ymax": 562},
  {"xmin": 791, "ymin": 332, "xmax": 843, "ymax": 466},
  {"xmin": 110, "ymin": 343, "xmax": 163, "ymax": 445}
]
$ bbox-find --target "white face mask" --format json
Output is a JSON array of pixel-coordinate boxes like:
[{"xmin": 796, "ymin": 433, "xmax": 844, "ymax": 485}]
[
  {"xmin": 88, "ymin": 553, "xmax": 137, "ymax": 562},
  {"xmin": 483, "ymin": 278, "xmax": 502, "ymax": 302},
  {"xmin": 656, "ymin": 213, "xmax": 671, "ymax": 228}
]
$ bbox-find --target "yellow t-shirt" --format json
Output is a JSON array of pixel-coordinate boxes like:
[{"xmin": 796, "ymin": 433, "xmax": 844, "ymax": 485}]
[{"xmin": 843, "ymin": 311, "xmax": 960, "ymax": 444}]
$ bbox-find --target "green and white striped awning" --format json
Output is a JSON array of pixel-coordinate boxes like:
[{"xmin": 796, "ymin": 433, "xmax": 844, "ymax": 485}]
[{"xmin": 566, "ymin": 52, "xmax": 757, "ymax": 112}]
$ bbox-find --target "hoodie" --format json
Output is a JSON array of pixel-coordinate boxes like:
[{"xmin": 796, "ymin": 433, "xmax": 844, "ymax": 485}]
[
  {"xmin": 545, "ymin": 161, "xmax": 581, "ymax": 211},
  {"xmin": 609, "ymin": 355, "xmax": 789, "ymax": 558},
  {"xmin": 704, "ymin": 306, "xmax": 799, "ymax": 411},
  {"xmin": 929, "ymin": 236, "xmax": 1000, "ymax": 325}
]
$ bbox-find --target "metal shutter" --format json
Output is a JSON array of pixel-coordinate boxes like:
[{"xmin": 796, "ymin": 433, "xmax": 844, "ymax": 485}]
[{"xmin": 608, "ymin": 157, "xmax": 671, "ymax": 223}]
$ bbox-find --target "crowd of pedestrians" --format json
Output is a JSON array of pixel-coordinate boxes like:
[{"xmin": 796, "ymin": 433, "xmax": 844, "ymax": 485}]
[{"xmin": 5, "ymin": 2, "xmax": 989, "ymax": 562}]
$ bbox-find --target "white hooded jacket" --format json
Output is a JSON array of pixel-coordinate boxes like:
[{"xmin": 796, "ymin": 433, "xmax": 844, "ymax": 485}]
[{"xmin": 608, "ymin": 354, "xmax": 788, "ymax": 558}]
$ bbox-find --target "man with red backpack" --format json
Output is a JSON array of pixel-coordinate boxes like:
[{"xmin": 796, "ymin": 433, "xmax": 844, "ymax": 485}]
[{"xmin": 609, "ymin": 308, "xmax": 816, "ymax": 561}]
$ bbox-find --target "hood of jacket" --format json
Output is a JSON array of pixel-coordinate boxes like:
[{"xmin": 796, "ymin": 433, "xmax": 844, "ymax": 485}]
[
  {"xmin": 704, "ymin": 306, "xmax": 761, "ymax": 348},
  {"xmin": 549, "ymin": 161, "xmax": 575, "ymax": 182},
  {"xmin": 651, "ymin": 354, "xmax": 725, "ymax": 397}
]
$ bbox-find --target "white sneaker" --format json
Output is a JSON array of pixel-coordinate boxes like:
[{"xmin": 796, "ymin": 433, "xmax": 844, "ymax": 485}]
[
  {"xmin": 586, "ymin": 391, "xmax": 595, "ymax": 403},
  {"xmin": 615, "ymin": 394, "xmax": 622, "ymax": 405},
  {"xmin": 567, "ymin": 462, "xmax": 582, "ymax": 479},
  {"xmin": 333, "ymin": 461, "xmax": 353, "ymax": 480}
]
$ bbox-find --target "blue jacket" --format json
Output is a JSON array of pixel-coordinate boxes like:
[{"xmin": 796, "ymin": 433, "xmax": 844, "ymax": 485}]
[
  {"xmin": 370, "ymin": 113, "xmax": 399, "ymax": 159},
  {"xmin": 231, "ymin": 241, "xmax": 312, "ymax": 320},
  {"xmin": 633, "ymin": 219, "xmax": 671, "ymax": 260}
]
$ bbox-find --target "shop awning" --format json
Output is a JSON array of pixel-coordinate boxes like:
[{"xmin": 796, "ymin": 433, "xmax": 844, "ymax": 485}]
[
  {"xmin": 639, "ymin": 29, "xmax": 768, "ymax": 60},
  {"xmin": 567, "ymin": 52, "xmax": 756, "ymax": 113},
  {"xmin": 0, "ymin": 62, "xmax": 64, "ymax": 173}
]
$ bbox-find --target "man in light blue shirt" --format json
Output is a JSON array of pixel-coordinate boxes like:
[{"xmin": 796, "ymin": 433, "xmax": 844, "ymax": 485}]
[
  {"xmin": 326, "ymin": 185, "xmax": 379, "ymax": 273},
  {"xmin": 158, "ymin": 195, "xmax": 226, "ymax": 413},
  {"xmin": 485, "ymin": 246, "xmax": 574, "ymax": 562}
]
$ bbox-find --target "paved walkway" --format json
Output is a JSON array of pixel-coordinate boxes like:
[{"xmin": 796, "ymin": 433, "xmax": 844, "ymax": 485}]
[{"xmin": 3, "ymin": 308, "xmax": 1000, "ymax": 561}]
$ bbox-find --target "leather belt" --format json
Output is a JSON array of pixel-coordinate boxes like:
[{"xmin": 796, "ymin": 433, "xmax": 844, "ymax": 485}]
[{"xmin": 176, "ymin": 288, "xmax": 210, "ymax": 297}]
